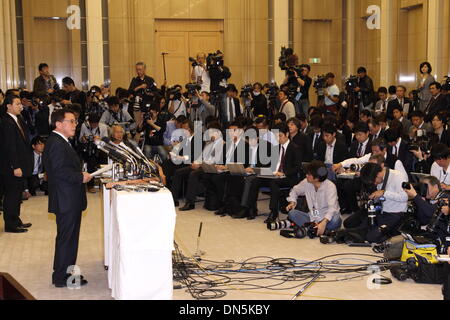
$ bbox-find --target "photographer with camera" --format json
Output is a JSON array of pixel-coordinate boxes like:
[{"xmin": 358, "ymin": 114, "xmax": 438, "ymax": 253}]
[
  {"xmin": 247, "ymin": 83, "xmax": 268, "ymax": 118},
  {"xmin": 100, "ymin": 96, "xmax": 136, "ymax": 134},
  {"xmin": 86, "ymin": 85, "xmax": 109, "ymax": 118},
  {"xmin": 286, "ymin": 161, "xmax": 342, "ymax": 237},
  {"xmin": 128, "ymin": 62, "xmax": 158, "ymax": 129},
  {"xmin": 403, "ymin": 175, "xmax": 449, "ymax": 227},
  {"xmin": 429, "ymin": 113, "xmax": 450, "ymax": 147},
  {"xmin": 354, "ymin": 67, "xmax": 375, "ymax": 111},
  {"xmin": 190, "ymin": 53, "xmax": 210, "ymax": 93},
  {"xmin": 428, "ymin": 144, "xmax": 450, "ymax": 191},
  {"xmin": 409, "ymin": 110, "xmax": 433, "ymax": 140},
  {"xmin": 188, "ymin": 90, "xmax": 216, "ymax": 125},
  {"xmin": 168, "ymin": 85, "xmax": 187, "ymax": 118},
  {"xmin": 207, "ymin": 51, "xmax": 231, "ymax": 94},
  {"xmin": 344, "ymin": 162, "xmax": 408, "ymax": 244},
  {"xmin": 33, "ymin": 63, "xmax": 60, "ymax": 98},
  {"xmin": 322, "ymin": 73, "xmax": 340, "ymax": 115},
  {"xmin": 142, "ymin": 102, "xmax": 168, "ymax": 162}
]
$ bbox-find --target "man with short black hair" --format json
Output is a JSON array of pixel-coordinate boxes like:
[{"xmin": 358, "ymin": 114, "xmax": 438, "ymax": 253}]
[
  {"xmin": 323, "ymin": 73, "xmax": 340, "ymax": 115},
  {"xmin": 277, "ymin": 89, "xmax": 296, "ymax": 120},
  {"xmin": 387, "ymin": 86, "xmax": 410, "ymax": 121},
  {"xmin": 424, "ymin": 82, "xmax": 449, "ymax": 123},
  {"xmin": 349, "ymin": 122, "xmax": 372, "ymax": 159},
  {"xmin": 25, "ymin": 136, "xmax": 48, "ymax": 197},
  {"xmin": 61, "ymin": 77, "xmax": 87, "ymax": 120},
  {"xmin": 430, "ymin": 144, "xmax": 450, "ymax": 190},
  {"xmin": 33, "ymin": 63, "xmax": 60, "ymax": 98},
  {"xmin": 0, "ymin": 95, "xmax": 33, "ymax": 233},
  {"xmin": 355, "ymin": 67, "xmax": 375, "ymax": 110},
  {"xmin": 100, "ymin": 96, "xmax": 136, "ymax": 134}
]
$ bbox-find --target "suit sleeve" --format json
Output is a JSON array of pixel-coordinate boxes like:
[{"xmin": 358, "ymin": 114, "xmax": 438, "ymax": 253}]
[
  {"xmin": 46, "ymin": 142, "xmax": 83, "ymax": 185},
  {"xmin": 2, "ymin": 123, "xmax": 20, "ymax": 171}
]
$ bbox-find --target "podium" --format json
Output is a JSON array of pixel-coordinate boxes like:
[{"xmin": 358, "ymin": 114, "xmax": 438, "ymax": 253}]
[
  {"xmin": 102, "ymin": 184, "xmax": 176, "ymax": 300},
  {"xmin": 0, "ymin": 273, "xmax": 35, "ymax": 300}
]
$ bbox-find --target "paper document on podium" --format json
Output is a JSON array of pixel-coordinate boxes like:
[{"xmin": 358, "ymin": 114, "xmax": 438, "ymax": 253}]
[{"xmin": 90, "ymin": 164, "xmax": 114, "ymax": 177}]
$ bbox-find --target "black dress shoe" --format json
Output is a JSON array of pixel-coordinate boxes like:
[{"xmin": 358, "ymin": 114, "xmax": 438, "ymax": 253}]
[
  {"xmin": 214, "ymin": 207, "xmax": 227, "ymax": 216},
  {"xmin": 174, "ymin": 200, "xmax": 180, "ymax": 207},
  {"xmin": 232, "ymin": 208, "xmax": 248, "ymax": 219},
  {"xmin": 5, "ymin": 227, "xmax": 28, "ymax": 233},
  {"xmin": 179, "ymin": 203, "xmax": 195, "ymax": 211},
  {"xmin": 264, "ymin": 213, "xmax": 278, "ymax": 224},
  {"xmin": 20, "ymin": 223, "xmax": 32, "ymax": 228},
  {"xmin": 55, "ymin": 278, "xmax": 88, "ymax": 288},
  {"xmin": 247, "ymin": 208, "xmax": 258, "ymax": 220}
]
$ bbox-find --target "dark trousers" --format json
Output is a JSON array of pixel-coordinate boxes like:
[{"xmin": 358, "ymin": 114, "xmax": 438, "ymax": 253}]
[
  {"xmin": 338, "ymin": 177, "xmax": 361, "ymax": 212},
  {"xmin": 202, "ymin": 173, "xmax": 228, "ymax": 207},
  {"xmin": 26, "ymin": 175, "xmax": 48, "ymax": 195},
  {"xmin": 170, "ymin": 166, "xmax": 193, "ymax": 201},
  {"xmin": 0, "ymin": 175, "xmax": 24, "ymax": 229},
  {"xmin": 185, "ymin": 169, "xmax": 205, "ymax": 204},
  {"xmin": 344, "ymin": 210, "xmax": 403, "ymax": 244},
  {"xmin": 248, "ymin": 177, "xmax": 293, "ymax": 216},
  {"xmin": 53, "ymin": 210, "xmax": 82, "ymax": 284}
]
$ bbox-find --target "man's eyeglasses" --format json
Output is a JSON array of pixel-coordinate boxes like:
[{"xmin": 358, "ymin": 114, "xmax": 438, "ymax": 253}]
[{"xmin": 62, "ymin": 119, "xmax": 78, "ymax": 125}]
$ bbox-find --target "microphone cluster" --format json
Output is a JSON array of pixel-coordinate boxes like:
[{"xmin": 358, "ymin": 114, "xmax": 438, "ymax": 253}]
[{"xmin": 94, "ymin": 138, "xmax": 160, "ymax": 181}]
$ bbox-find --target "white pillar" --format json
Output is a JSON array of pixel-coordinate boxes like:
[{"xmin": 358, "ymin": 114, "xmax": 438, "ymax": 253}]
[
  {"xmin": 273, "ymin": 0, "xmax": 289, "ymax": 85},
  {"xmin": 86, "ymin": 0, "xmax": 104, "ymax": 87}
]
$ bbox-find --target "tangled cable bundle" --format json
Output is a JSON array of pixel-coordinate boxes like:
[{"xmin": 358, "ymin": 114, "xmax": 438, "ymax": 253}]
[{"xmin": 172, "ymin": 242, "xmax": 393, "ymax": 300}]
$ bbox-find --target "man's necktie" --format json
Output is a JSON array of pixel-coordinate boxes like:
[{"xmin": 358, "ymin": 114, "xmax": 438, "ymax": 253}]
[
  {"xmin": 394, "ymin": 146, "xmax": 398, "ymax": 157},
  {"xmin": 17, "ymin": 116, "xmax": 26, "ymax": 140},
  {"xmin": 357, "ymin": 143, "xmax": 363, "ymax": 157},
  {"xmin": 228, "ymin": 98, "xmax": 234, "ymax": 122},
  {"xmin": 279, "ymin": 146, "xmax": 286, "ymax": 173}
]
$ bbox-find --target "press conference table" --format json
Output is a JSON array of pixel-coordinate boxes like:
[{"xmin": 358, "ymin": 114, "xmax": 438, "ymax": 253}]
[{"xmin": 101, "ymin": 181, "xmax": 176, "ymax": 300}]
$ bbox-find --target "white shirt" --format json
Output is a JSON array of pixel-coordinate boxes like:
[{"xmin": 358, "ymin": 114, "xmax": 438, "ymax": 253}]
[
  {"xmin": 262, "ymin": 131, "xmax": 278, "ymax": 146},
  {"xmin": 392, "ymin": 138, "xmax": 402, "ymax": 157},
  {"xmin": 226, "ymin": 136, "xmax": 243, "ymax": 164},
  {"xmin": 201, "ymin": 138, "xmax": 224, "ymax": 164},
  {"xmin": 312, "ymin": 132, "xmax": 321, "ymax": 149},
  {"xmin": 79, "ymin": 123, "xmax": 109, "ymax": 143},
  {"xmin": 32, "ymin": 151, "xmax": 43, "ymax": 175},
  {"xmin": 287, "ymin": 179, "xmax": 341, "ymax": 222},
  {"xmin": 341, "ymin": 153, "xmax": 408, "ymax": 182},
  {"xmin": 325, "ymin": 140, "xmax": 336, "ymax": 165},
  {"xmin": 226, "ymin": 97, "xmax": 237, "ymax": 122},
  {"xmin": 250, "ymin": 145, "xmax": 259, "ymax": 167},
  {"xmin": 7, "ymin": 112, "xmax": 19, "ymax": 125},
  {"xmin": 377, "ymin": 169, "xmax": 408, "ymax": 213},
  {"xmin": 280, "ymin": 100, "xmax": 296, "ymax": 120},
  {"xmin": 193, "ymin": 65, "xmax": 211, "ymax": 93},
  {"xmin": 276, "ymin": 140, "xmax": 290, "ymax": 172},
  {"xmin": 324, "ymin": 84, "xmax": 340, "ymax": 106},
  {"xmin": 172, "ymin": 100, "xmax": 187, "ymax": 118},
  {"xmin": 430, "ymin": 162, "xmax": 450, "ymax": 185}
]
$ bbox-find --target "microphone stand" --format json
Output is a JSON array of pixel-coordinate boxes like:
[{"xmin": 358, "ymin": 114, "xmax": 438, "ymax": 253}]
[{"xmin": 162, "ymin": 52, "xmax": 168, "ymax": 83}]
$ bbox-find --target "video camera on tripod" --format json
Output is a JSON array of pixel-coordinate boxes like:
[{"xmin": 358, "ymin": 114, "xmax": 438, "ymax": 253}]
[
  {"xmin": 345, "ymin": 76, "xmax": 359, "ymax": 93},
  {"xmin": 313, "ymin": 75, "xmax": 327, "ymax": 97}
]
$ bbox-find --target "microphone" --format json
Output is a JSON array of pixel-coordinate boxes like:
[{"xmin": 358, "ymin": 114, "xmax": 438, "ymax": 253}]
[
  {"xmin": 102, "ymin": 137, "xmax": 142, "ymax": 161},
  {"xmin": 95, "ymin": 140, "xmax": 129, "ymax": 164}
]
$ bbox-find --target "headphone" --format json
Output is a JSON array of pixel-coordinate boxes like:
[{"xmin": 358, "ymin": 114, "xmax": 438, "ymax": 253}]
[{"xmin": 317, "ymin": 167, "xmax": 328, "ymax": 182}]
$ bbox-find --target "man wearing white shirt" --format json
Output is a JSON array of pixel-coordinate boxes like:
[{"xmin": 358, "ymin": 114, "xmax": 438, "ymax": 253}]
[
  {"xmin": 344, "ymin": 163, "xmax": 408, "ymax": 244},
  {"xmin": 286, "ymin": 161, "xmax": 342, "ymax": 236},
  {"xmin": 430, "ymin": 144, "xmax": 450, "ymax": 191},
  {"xmin": 277, "ymin": 90, "xmax": 296, "ymax": 120},
  {"xmin": 323, "ymin": 73, "xmax": 340, "ymax": 115},
  {"xmin": 190, "ymin": 53, "xmax": 211, "ymax": 93}
]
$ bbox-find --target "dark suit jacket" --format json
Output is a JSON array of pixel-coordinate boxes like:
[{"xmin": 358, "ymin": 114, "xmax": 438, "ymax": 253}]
[
  {"xmin": 387, "ymin": 98, "xmax": 411, "ymax": 121},
  {"xmin": 349, "ymin": 138, "xmax": 372, "ymax": 159},
  {"xmin": 221, "ymin": 97, "xmax": 242, "ymax": 123},
  {"xmin": 430, "ymin": 129, "xmax": 450, "ymax": 148},
  {"xmin": 317, "ymin": 139, "xmax": 349, "ymax": 164},
  {"xmin": 0, "ymin": 113, "xmax": 33, "ymax": 177},
  {"xmin": 291, "ymin": 132, "xmax": 313, "ymax": 162},
  {"xmin": 387, "ymin": 138, "xmax": 414, "ymax": 172},
  {"xmin": 222, "ymin": 138, "xmax": 251, "ymax": 166},
  {"xmin": 33, "ymin": 75, "xmax": 59, "ymax": 98},
  {"xmin": 278, "ymin": 142, "xmax": 302, "ymax": 184},
  {"xmin": 43, "ymin": 132, "xmax": 87, "ymax": 214},
  {"xmin": 424, "ymin": 94, "xmax": 449, "ymax": 123},
  {"xmin": 309, "ymin": 132, "xmax": 323, "ymax": 160}
]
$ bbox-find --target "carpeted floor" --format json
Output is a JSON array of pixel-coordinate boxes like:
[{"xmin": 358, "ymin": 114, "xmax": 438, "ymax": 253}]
[{"xmin": 0, "ymin": 191, "xmax": 444, "ymax": 300}]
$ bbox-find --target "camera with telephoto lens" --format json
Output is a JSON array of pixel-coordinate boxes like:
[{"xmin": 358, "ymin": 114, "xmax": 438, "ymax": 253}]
[
  {"xmin": 189, "ymin": 57, "xmax": 199, "ymax": 67},
  {"xmin": 349, "ymin": 164, "xmax": 362, "ymax": 172},
  {"xmin": 168, "ymin": 86, "xmax": 182, "ymax": 100},
  {"xmin": 364, "ymin": 197, "xmax": 385, "ymax": 228},
  {"xmin": 390, "ymin": 258, "xmax": 418, "ymax": 282},
  {"xmin": 426, "ymin": 198, "xmax": 448, "ymax": 234},
  {"xmin": 443, "ymin": 75, "xmax": 450, "ymax": 86},
  {"xmin": 267, "ymin": 219, "xmax": 293, "ymax": 231},
  {"xmin": 267, "ymin": 82, "xmax": 279, "ymax": 101},
  {"xmin": 320, "ymin": 231, "xmax": 338, "ymax": 244},
  {"xmin": 278, "ymin": 222, "xmax": 318, "ymax": 239},
  {"xmin": 345, "ymin": 75, "xmax": 359, "ymax": 92},
  {"xmin": 408, "ymin": 134, "xmax": 430, "ymax": 155},
  {"xmin": 185, "ymin": 83, "xmax": 201, "ymax": 95}
]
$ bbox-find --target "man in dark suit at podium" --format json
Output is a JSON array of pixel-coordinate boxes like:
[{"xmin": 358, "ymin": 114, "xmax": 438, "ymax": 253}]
[{"xmin": 43, "ymin": 108, "xmax": 92, "ymax": 288}]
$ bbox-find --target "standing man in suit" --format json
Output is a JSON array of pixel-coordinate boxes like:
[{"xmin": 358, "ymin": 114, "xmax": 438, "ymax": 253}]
[
  {"xmin": 0, "ymin": 95, "xmax": 33, "ymax": 233},
  {"xmin": 221, "ymin": 85, "xmax": 242, "ymax": 127},
  {"xmin": 387, "ymin": 86, "xmax": 410, "ymax": 121},
  {"xmin": 43, "ymin": 108, "xmax": 92, "ymax": 288},
  {"xmin": 424, "ymin": 82, "xmax": 449, "ymax": 123}
]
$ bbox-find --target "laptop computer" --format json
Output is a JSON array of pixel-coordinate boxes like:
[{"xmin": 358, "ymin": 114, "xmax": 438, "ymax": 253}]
[
  {"xmin": 227, "ymin": 163, "xmax": 254, "ymax": 176},
  {"xmin": 201, "ymin": 163, "xmax": 228, "ymax": 174}
]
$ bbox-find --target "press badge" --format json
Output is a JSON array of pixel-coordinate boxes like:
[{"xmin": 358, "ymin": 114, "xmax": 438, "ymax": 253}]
[{"xmin": 312, "ymin": 209, "xmax": 320, "ymax": 218}]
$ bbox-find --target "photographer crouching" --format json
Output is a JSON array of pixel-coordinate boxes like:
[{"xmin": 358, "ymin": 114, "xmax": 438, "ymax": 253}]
[
  {"xmin": 286, "ymin": 161, "xmax": 342, "ymax": 237},
  {"xmin": 344, "ymin": 162, "xmax": 408, "ymax": 244}
]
